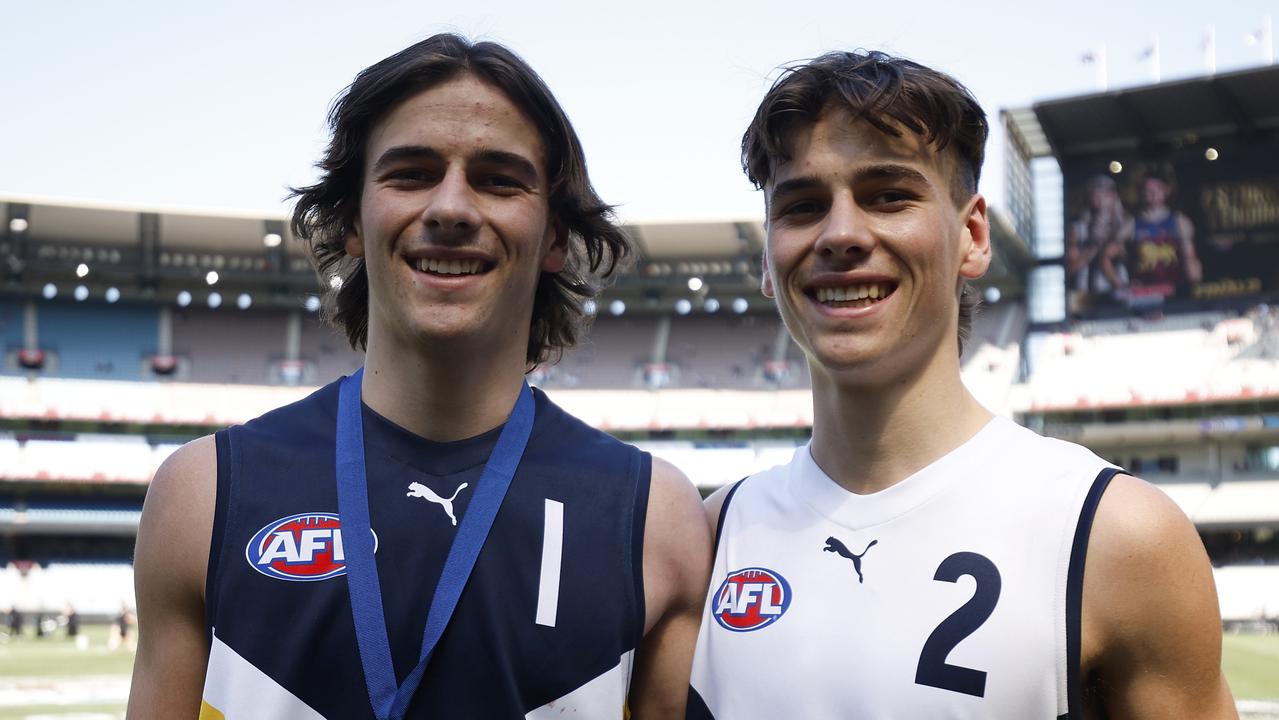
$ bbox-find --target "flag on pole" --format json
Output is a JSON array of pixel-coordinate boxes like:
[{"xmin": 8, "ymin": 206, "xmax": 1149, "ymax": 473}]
[{"xmin": 1203, "ymin": 26, "xmax": 1217, "ymax": 74}]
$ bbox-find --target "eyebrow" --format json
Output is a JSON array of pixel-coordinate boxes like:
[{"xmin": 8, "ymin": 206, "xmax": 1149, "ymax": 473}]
[
  {"xmin": 769, "ymin": 163, "xmax": 932, "ymax": 206},
  {"xmin": 371, "ymin": 144, "xmax": 540, "ymax": 183}
]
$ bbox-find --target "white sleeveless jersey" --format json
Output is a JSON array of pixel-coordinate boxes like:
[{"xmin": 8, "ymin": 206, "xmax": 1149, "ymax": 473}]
[{"xmin": 689, "ymin": 417, "xmax": 1121, "ymax": 720}]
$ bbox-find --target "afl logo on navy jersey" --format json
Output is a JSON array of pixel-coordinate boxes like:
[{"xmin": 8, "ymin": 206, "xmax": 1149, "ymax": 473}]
[
  {"xmin": 245, "ymin": 512, "xmax": 377, "ymax": 582},
  {"xmin": 712, "ymin": 567, "xmax": 792, "ymax": 632}
]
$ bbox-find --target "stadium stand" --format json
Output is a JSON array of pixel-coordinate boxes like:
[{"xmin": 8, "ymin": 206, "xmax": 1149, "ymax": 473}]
[
  {"xmin": 35, "ymin": 301, "xmax": 157, "ymax": 381},
  {"xmin": 172, "ymin": 306, "xmax": 288, "ymax": 385}
]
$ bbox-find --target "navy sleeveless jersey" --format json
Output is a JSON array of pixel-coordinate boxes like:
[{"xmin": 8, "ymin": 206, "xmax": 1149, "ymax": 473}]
[{"xmin": 201, "ymin": 377, "xmax": 650, "ymax": 719}]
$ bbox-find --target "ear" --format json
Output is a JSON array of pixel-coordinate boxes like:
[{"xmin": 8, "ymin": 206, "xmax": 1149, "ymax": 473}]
[
  {"xmin": 540, "ymin": 220, "xmax": 568, "ymax": 273},
  {"xmin": 760, "ymin": 250, "xmax": 775, "ymax": 299},
  {"xmin": 958, "ymin": 194, "xmax": 991, "ymax": 281},
  {"xmin": 344, "ymin": 218, "xmax": 366, "ymax": 259}
]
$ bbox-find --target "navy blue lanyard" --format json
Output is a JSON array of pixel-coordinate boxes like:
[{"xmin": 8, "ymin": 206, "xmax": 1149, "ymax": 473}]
[{"xmin": 335, "ymin": 368, "xmax": 535, "ymax": 720}]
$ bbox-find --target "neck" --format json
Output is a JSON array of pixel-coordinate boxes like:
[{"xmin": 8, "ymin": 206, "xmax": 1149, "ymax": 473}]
[
  {"xmin": 359, "ymin": 330, "xmax": 529, "ymax": 443},
  {"xmin": 808, "ymin": 344, "xmax": 992, "ymax": 495}
]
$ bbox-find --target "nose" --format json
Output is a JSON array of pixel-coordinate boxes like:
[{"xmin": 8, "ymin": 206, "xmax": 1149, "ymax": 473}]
[
  {"xmin": 422, "ymin": 166, "xmax": 482, "ymax": 239},
  {"xmin": 814, "ymin": 192, "xmax": 874, "ymax": 263}
]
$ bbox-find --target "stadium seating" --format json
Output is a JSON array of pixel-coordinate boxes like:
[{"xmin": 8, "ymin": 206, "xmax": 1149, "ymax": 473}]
[
  {"xmin": 32, "ymin": 302, "xmax": 158, "ymax": 381},
  {"xmin": 172, "ymin": 307, "xmax": 288, "ymax": 384},
  {"xmin": 1214, "ymin": 565, "xmax": 1279, "ymax": 625},
  {"xmin": 0, "ymin": 561, "xmax": 135, "ymax": 617},
  {"xmin": 1025, "ymin": 312, "xmax": 1279, "ymax": 410},
  {"xmin": 299, "ymin": 317, "xmax": 362, "ymax": 386},
  {"xmin": 664, "ymin": 314, "xmax": 796, "ymax": 389},
  {"xmin": 0, "ymin": 299, "xmax": 24, "ymax": 370},
  {"xmin": 638, "ymin": 442, "xmax": 801, "ymax": 489}
]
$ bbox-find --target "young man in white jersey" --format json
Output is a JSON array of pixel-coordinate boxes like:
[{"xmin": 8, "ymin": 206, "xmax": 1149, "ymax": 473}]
[{"xmin": 689, "ymin": 51, "xmax": 1236, "ymax": 719}]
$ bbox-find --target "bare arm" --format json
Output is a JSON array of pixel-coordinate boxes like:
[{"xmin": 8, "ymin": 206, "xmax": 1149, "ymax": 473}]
[
  {"xmin": 127, "ymin": 436, "xmax": 218, "ymax": 719},
  {"xmin": 1081, "ymin": 473, "xmax": 1236, "ymax": 719},
  {"xmin": 1177, "ymin": 213, "xmax": 1203, "ymax": 284},
  {"xmin": 1099, "ymin": 218, "xmax": 1133, "ymax": 290},
  {"xmin": 628, "ymin": 458, "xmax": 713, "ymax": 720},
  {"xmin": 1065, "ymin": 223, "xmax": 1095, "ymax": 278}
]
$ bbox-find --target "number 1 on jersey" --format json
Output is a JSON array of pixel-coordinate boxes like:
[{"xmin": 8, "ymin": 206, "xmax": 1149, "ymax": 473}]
[{"xmin": 914, "ymin": 552, "xmax": 1002, "ymax": 698}]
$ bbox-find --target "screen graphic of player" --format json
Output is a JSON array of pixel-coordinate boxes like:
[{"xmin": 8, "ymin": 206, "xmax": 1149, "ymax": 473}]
[
  {"xmin": 128, "ymin": 34, "xmax": 710, "ymax": 720},
  {"xmin": 1106, "ymin": 172, "xmax": 1203, "ymax": 307},
  {"xmin": 688, "ymin": 51, "xmax": 1237, "ymax": 719},
  {"xmin": 1066, "ymin": 174, "xmax": 1130, "ymax": 296}
]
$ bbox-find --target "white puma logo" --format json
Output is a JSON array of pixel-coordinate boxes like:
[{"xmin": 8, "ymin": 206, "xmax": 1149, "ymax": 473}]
[{"xmin": 406, "ymin": 481, "xmax": 469, "ymax": 526}]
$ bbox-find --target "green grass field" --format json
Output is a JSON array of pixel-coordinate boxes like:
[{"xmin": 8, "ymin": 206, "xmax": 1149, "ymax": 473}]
[{"xmin": 0, "ymin": 627, "xmax": 1275, "ymax": 718}]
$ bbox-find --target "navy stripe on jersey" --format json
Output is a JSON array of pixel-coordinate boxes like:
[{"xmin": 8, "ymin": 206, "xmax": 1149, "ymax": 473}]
[
  {"xmin": 712, "ymin": 479, "xmax": 747, "ymax": 556},
  {"xmin": 630, "ymin": 453, "xmax": 652, "ymax": 646},
  {"xmin": 687, "ymin": 685, "xmax": 716, "ymax": 719},
  {"xmin": 1065, "ymin": 466, "xmax": 1124, "ymax": 720}
]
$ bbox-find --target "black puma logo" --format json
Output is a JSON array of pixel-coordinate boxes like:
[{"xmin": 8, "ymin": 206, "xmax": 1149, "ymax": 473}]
[{"xmin": 823, "ymin": 537, "xmax": 878, "ymax": 583}]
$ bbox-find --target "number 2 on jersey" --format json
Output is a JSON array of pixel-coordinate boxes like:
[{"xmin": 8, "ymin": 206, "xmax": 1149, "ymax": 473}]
[{"xmin": 914, "ymin": 552, "xmax": 1002, "ymax": 698}]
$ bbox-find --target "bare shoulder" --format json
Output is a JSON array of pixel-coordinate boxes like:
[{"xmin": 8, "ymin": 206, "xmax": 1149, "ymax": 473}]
[
  {"xmin": 138, "ymin": 435, "xmax": 219, "ymax": 599},
  {"xmin": 646, "ymin": 457, "xmax": 711, "ymax": 560},
  {"xmin": 642, "ymin": 457, "xmax": 712, "ymax": 629},
  {"xmin": 128, "ymin": 435, "xmax": 219, "ymax": 718},
  {"xmin": 1082, "ymin": 473, "xmax": 1236, "ymax": 717}
]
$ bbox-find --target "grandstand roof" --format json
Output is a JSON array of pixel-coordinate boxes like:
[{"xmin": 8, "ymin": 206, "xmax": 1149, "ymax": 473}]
[
  {"xmin": 1006, "ymin": 64, "xmax": 1279, "ymax": 160},
  {"xmin": 1, "ymin": 194, "xmax": 762, "ymax": 261}
]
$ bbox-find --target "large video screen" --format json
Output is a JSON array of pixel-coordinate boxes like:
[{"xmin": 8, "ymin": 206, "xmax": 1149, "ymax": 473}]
[{"xmin": 1062, "ymin": 140, "xmax": 1279, "ymax": 317}]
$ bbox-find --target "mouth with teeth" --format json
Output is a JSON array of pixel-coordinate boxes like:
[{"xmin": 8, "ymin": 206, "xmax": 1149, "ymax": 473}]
[
  {"xmin": 812, "ymin": 282, "xmax": 897, "ymax": 308},
  {"xmin": 409, "ymin": 257, "xmax": 492, "ymax": 276}
]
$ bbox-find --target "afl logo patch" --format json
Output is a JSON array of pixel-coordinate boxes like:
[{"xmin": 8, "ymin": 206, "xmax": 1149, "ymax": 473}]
[
  {"xmin": 712, "ymin": 567, "xmax": 792, "ymax": 632},
  {"xmin": 245, "ymin": 512, "xmax": 377, "ymax": 582}
]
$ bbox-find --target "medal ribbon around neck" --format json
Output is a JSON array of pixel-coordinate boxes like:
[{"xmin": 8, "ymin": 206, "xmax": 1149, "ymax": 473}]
[{"xmin": 336, "ymin": 367, "xmax": 535, "ymax": 720}]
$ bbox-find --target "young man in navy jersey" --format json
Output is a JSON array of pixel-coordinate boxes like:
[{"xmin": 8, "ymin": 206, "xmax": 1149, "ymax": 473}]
[
  {"xmin": 689, "ymin": 51, "xmax": 1235, "ymax": 718},
  {"xmin": 130, "ymin": 35, "xmax": 710, "ymax": 719}
]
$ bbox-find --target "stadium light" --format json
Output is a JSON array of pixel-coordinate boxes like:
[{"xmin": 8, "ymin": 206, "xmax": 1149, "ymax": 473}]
[
  {"xmin": 263, "ymin": 232, "xmax": 283, "ymax": 248},
  {"xmin": 732, "ymin": 298, "xmax": 749, "ymax": 314},
  {"xmin": 177, "ymin": 291, "xmax": 193, "ymax": 307},
  {"xmin": 704, "ymin": 298, "xmax": 721, "ymax": 313},
  {"xmin": 8, "ymin": 218, "xmax": 28, "ymax": 233},
  {"xmin": 687, "ymin": 277, "xmax": 704, "ymax": 292},
  {"xmin": 74, "ymin": 285, "xmax": 89, "ymax": 302},
  {"xmin": 1108, "ymin": 161, "xmax": 1123, "ymax": 174},
  {"xmin": 237, "ymin": 293, "xmax": 252, "ymax": 310},
  {"xmin": 205, "ymin": 271, "xmax": 219, "ymax": 286},
  {"xmin": 105, "ymin": 287, "xmax": 121, "ymax": 303},
  {"xmin": 1205, "ymin": 147, "xmax": 1219, "ymax": 161},
  {"xmin": 41, "ymin": 283, "xmax": 57, "ymax": 300},
  {"xmin": 582, "ymin": 299, "xmax": 597, "ymax": 316},
  {"xmin": 304, "ymin": 295, "xmax": 321, "ymax": 312},
  {"xmin": 609, "ymin": 299, "xmax": 626, "ymax": 316},
  {"xmin": 675, "ymin": 298, "xmax": 692, "ymax": 315},
  {"xmin": 208, "ymin": 292, "xmax": 223, "ymax": 309},
  {"xmin": 75, "ymin": 263, "xmax": 89, "ymax": 278}
]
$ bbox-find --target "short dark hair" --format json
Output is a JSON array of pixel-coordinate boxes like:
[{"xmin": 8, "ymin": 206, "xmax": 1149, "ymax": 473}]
[
  {"xmin": 744, "ymin": 50, "xmax": 988, "ymax": 354},
  {"xmin": 290, "ymin": 33, "xmax": 629, "ymax": 365},
  {"xmin": 742, "ymin": 50, "xmax": 988, "ymax": 203}
]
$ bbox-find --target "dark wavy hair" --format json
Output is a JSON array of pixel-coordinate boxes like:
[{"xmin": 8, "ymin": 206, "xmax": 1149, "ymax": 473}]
[
  {"xmin": 743, "ymin": 50, "xmax": 988, "ymax": 354},
  {"xmin": 290, "ymin": 33, "xmax": 629, "ymax": 365}
]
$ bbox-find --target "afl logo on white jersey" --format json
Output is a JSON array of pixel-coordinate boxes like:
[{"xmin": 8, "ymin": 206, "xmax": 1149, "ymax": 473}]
[
  {"xmin": 712, "ymin": 567, "xmax": 792, "ymax": 632},
  {"xmin": 245, "ymin": 512, "xmax": 378, "ymax": 582}
]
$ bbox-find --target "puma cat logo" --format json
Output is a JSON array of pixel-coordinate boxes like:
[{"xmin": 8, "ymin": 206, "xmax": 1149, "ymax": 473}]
[
  {"xmin": 406, "ymin": 482, "xmax": 469, "ymax": 526},
  {"xmin": 823, "ymin": 537, "xmax": 879, "ymax": 584}
]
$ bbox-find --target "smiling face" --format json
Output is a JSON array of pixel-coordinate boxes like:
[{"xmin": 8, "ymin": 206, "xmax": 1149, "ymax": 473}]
[
  {"xmin": 761, "ymin": 107, "xmax": 990, "ymax": 384},
  {"xmin": 345, "ymin": 73, "xmax": 566, "ymax": 359}
]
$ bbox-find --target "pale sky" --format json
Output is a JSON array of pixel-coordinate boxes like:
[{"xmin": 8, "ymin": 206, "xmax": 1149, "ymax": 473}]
[{"xmin": 1, "ymin": 0, "xmax": 1274, "ymax": 224}]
